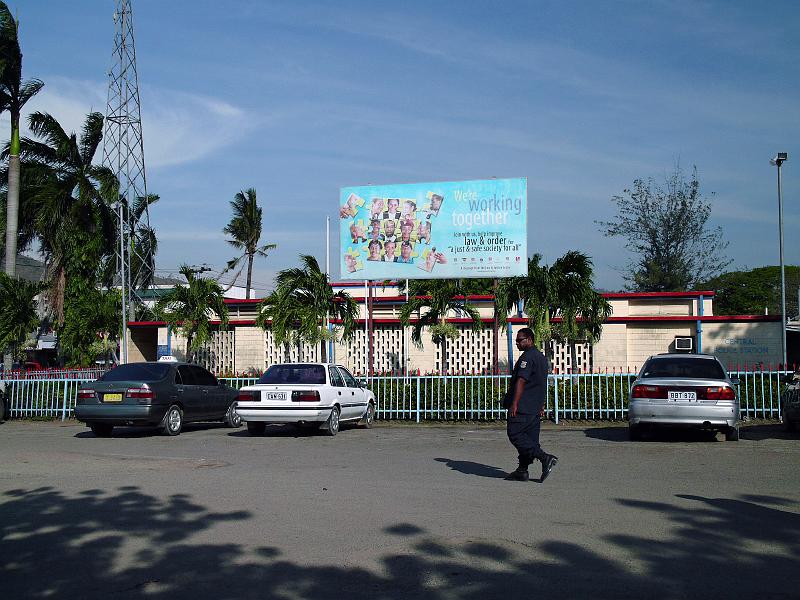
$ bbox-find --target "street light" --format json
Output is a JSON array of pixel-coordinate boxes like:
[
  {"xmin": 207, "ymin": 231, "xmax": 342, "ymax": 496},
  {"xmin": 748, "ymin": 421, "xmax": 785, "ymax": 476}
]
[{"xmin": 770, "ymin": 152, "xmax": 788, "ymax": 368}]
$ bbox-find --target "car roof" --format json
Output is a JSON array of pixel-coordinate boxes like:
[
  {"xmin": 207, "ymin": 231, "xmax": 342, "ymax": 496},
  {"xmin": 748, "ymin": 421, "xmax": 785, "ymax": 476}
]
[{"xmin": 649, "ymin": 353, "xmax": 718, "ymax": 360}]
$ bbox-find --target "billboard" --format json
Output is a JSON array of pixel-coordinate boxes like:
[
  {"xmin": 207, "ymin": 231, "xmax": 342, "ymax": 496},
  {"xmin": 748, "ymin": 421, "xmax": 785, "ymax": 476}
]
[{"xmin": 339, "ymin": 178, "xmax": 527, "ymax": 280}]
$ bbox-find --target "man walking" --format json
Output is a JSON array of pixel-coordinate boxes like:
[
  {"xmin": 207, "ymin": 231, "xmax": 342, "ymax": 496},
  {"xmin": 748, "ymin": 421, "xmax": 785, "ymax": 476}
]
[{"xmin": 503, "ymin": 327, "xmax": 558, "ymax": 482}]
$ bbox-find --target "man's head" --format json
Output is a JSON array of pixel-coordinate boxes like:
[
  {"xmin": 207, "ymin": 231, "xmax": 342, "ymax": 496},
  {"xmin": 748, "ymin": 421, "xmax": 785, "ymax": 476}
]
[
  {"xmin": 388, "ymin": 198, "xmax": 399, "ymax": 213},
  {"xmin": 430, "ymin": 193, "xmax": 443, "ymax": 211},
  {"xmin": 344, "ymin": 254, "xmax": 356, "ymax": 271},
  {"xmin": 401, "ymin": 241, "xmax": 412, "ymax": 259},
  {"xmin": 368, "ymin": 239, "xmax": 381, "ymax": 259},
  {"xmin": 400, "ymin": 222, "xmax": 412, "ymax": 241},
  {"xmin": 384, "ymin": 240, "xmax": 396, "ymax": 257},
  {"xmin": 371, "ymin": 198, "xmax": 384, "ymax": 214},
  {"xmin": 384, "ymin": 219, "xmax": 396, "ymax": 236},
  {"xmin": 515, "ymin": 327, "xmax": 534, "ymax": 351}
]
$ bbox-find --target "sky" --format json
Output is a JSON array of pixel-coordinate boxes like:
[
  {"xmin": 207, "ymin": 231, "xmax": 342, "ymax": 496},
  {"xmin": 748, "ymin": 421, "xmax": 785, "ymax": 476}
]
[{"xmin": 6, "ymin": 0, "xmax": 800, "ymax": 294}]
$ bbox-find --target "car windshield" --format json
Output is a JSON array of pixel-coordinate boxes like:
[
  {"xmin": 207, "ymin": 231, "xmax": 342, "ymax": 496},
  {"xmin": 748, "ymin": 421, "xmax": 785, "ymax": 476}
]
[
  {"xmin": 258, "ymin": 364, "xmax": 326, "ymax": 385},
  {"xmin": 101, "ymin": 363, "xmax": 171, "ymax": 382},
  {"xmin": 641, "ymin": 357, "xmax": 725, "ymax": 380}
]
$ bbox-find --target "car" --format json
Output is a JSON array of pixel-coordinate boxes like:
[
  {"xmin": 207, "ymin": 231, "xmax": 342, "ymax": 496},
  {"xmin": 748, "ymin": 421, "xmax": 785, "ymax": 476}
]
[
  {"xmin": 781, "ymin": 370, "xmax": 800, "ymax": 432},
  {"xmin": 75, "ymin": 358, "xmax": 241, "ymax": 437},
  {"xmin": 235, "ymin": 363, "xmax": 376, "ymax": 436},
  {"xmin": 627, "ymin": 353, "xmax": 740, "ymax": 441}
]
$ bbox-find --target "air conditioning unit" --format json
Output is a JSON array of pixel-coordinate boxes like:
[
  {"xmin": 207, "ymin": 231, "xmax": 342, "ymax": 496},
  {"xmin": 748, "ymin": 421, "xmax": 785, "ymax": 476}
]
[{"xmin": 674, "ymin": 337, "xmax": 694, "ymax": 352}]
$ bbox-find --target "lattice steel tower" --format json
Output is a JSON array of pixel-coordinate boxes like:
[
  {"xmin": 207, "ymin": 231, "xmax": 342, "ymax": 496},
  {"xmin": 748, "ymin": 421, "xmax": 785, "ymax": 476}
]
[{"xmin": 102, "ymin": 0, "xmax": 152, "ymax": 363}]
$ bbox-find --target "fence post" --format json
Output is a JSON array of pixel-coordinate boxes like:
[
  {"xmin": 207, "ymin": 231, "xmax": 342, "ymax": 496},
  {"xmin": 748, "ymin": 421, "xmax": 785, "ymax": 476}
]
[
  {"xmin": 416, "ymin": 377, "xmax": 421, "ymax": 423},
  {"xmin": 61, "ymin": 380, "xmax": 69, "ymax": 421},
  {"xmin": 553, "ymin": 374, "xmax": 559, "ymax": 424}
]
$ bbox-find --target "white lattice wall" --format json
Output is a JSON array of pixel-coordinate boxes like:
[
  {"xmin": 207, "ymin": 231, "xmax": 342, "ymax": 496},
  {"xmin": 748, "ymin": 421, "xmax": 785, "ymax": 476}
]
[
  {"xmin": 195, "ymin": 330, "xmax": 236, "ymax": 374},
  {"xmin": 549, "ymin": 340, "xmax": 592, "ymax": 373},
  {"xmin": 263, "ymin": 330, "xmax": 320, "ymax": 367},
  {"xmin": 437, "ymin": 326, "xmax": 495, "ymax": 374}
]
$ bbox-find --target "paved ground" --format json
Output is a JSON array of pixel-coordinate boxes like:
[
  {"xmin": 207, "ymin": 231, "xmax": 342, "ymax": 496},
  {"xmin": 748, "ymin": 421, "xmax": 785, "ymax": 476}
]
[{"xmin": 2, "ymin": 420, "xmax": 799, "ymax": 599}]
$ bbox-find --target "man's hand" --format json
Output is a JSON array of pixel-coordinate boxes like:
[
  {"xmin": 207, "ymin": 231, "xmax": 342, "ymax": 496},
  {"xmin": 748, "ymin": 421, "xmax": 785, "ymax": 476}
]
[{"xmin": 508, "ymin": 401, "xmax": 518, "ymax": 417}]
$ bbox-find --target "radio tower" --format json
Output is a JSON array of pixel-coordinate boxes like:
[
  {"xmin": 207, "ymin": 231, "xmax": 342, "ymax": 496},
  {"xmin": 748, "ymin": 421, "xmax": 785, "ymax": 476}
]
[{"xmin": 102, "ymin": 0, "xmax": 152, "ymax": 363}]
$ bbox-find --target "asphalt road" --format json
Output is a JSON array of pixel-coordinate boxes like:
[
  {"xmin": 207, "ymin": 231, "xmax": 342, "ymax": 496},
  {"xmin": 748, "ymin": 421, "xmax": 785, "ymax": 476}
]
[{"xmin": 2, "ymin": 420, "xmax": 799, "ymax": 600}]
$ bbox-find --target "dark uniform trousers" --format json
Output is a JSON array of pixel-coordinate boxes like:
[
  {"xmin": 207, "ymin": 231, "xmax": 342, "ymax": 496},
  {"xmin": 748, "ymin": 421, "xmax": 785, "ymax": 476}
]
[{"xmin": 507, "ymin": 411, "xmax": 547, "ymax": 468}]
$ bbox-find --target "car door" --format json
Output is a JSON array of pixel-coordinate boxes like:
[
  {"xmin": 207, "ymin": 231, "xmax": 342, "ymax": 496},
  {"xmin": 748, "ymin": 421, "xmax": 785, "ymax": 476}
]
[
  {"xmin": 336, "ymin": 366, "xmax": 366, "ymax": 419},
  {"xmin": 188, "ymin": 365, "xmax": 218, "ymax": 419},
  {"xmin": 328, "ymin": 366, "xmax": 347, "ymax": 408},
  {"xmin": 176, "ymin": 365, "xmax": 202, "ymax": 422},
  {"xmin": 195, "ymin": 366, "xmax": 228, "ymax": 418}
]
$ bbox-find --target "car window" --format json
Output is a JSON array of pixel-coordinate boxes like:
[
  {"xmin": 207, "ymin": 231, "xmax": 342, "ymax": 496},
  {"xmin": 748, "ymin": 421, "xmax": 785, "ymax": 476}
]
[
  {"xmin": 101, "ymin": 363, "xmax": 171, "ymax": 382},
  {"xmin": 174, "ymin": 370, "xmax": 183, "ymax": 385},
  {"xmin": 328, "ymin": 367, "xmax": 345, "ymax": 387},
  {"xmin": 642, "ymin": 357, "xmax": 725, "ymax": 379},
  {"xmin": 337, "ymin": 367, "xmax": 359, "ymax": 388},
  {"xmin": 190, "ymin": 365, "xmax": 217, "ymax": 386},
  {"xmin": 177, "ymin": 365, "xmax": 196, "ymax": 386},
  {"xmin": 258, "ymin": 364, "xmax": 326, "ymax": 385}
]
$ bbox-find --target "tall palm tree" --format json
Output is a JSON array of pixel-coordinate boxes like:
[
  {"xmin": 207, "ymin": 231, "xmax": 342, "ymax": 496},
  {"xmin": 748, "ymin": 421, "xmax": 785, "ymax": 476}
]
[
  {"xmin": 0, "ymin": 271, "xmax": 40, "ymax": 360},
  {"xmin": 222, "ymin": 188, "xmax": 275, "ymax": 299},
  {"xmin": 17, "ymin": 111, "xmax": 118, "ymax": 322},
  {"xmin": 496, "ymin": 251, "xmax": 612, "ymax": 371},
  {"xmin": 0, "ymin": 3, "xmax": 43, "ymax": 276},
  {"xmin": 256, "ymin": 254, "xmax": 358, "ymax": 361},
  {"xmin": 399, "ymin": 279, "xmax": 483, "ymax": 375},
  {"xmin": 156, "ymin": 265, "xmax": 229, "ymax": 363}
]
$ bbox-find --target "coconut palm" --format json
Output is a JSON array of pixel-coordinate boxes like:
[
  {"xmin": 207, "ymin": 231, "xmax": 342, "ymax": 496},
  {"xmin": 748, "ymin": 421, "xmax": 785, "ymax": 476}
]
[
  {"xmin": 222, "ymin": 188, "xmax": 275, "ymax": 299},
  {"xmin": 156, "ymin": 264, "xmax": 229, "ymax": 363},
  {"xmin": 496, "ymin": 251, "xmax": 612, "ymax": 370},
  {"xmin": 17, "ymin": 111, "xmax": 118, "ymax": 322},
  {"xmin": 0, "ymin": 272, "xmax": 40, "ymax": 359},
  {"xmin": 256, "ymin": 254, "xmax": 358, "ymax": 361},
  {"xmin": 399, "ymin": 279, "xmax": 483, "ymax": 375},
  {"xmin": 0, "ymin": 2, "xmax": 43, "ymax": 277}
]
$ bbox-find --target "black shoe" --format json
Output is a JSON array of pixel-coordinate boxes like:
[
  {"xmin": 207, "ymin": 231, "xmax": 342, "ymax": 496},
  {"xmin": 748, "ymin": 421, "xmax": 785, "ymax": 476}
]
[
  {"xmin": 540, "ymin": 455, "xmax": 558, "ymax": 482},
  {"xmin": 504, "ymin": 469, "xmax": 530, "ymax": 482}
]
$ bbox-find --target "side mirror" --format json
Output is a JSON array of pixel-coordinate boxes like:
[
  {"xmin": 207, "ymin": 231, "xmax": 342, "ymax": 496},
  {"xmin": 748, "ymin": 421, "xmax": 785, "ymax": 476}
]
[
  {"xmin": 358, "ymin": 378, "xmax": 368, "ymax": 388},
  {"xmin": 730, "ymin": 377, "xmax": 740, "ymax": 386}
]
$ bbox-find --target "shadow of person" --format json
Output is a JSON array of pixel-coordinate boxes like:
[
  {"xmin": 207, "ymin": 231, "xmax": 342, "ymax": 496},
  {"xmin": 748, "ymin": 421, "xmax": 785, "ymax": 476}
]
[{"xmin": 434, "ymin": 457, "xmax": 508, "ymax": 479}]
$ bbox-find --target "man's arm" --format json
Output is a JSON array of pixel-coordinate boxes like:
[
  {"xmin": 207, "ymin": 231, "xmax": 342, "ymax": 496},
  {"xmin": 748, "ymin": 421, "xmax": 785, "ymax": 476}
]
[{"xmin": 508, "ymin": 376, "xmax": 527, "ymax": 417}]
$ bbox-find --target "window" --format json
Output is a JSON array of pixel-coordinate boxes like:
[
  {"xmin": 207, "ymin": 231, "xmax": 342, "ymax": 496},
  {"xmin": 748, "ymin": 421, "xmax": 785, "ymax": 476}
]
[
  {"xmin": 258, "ymin": 364, "xmax": 326, "ymax": 385},
  {"xmin": 337, "ymin": 367, "xmax": 359, "ymax": 388},
  {"xmin": 642, "ymin": 357, "xmax": 726, "ymax": 380},
  {"xmin": 101, "ymin": 363, "xmax": 171, "ymax": 382},
  {"xmin": 177, "ymin": 365, "xmax": 196, "ymax": 386},
  {"xmin": 190, "ymin": 365, "xmax": 218, "ymax": 386},
  {"xmin": 328, "ymin": 367, "xmax": 345, "ymax": 387}
]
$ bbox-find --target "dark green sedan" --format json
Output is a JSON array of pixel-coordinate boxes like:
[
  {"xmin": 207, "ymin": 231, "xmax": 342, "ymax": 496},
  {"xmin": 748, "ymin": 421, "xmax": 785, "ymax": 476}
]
[{"xmin": 75, "ymin": 360, "xmax": 241, "ymax": 437}]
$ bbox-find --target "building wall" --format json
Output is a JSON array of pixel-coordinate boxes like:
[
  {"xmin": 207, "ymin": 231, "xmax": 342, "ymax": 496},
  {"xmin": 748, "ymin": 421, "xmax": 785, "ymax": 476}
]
[
  {"xmin": 626, "ymin": 322, "xmax": 694, "ymax": 368},
  {"xmin": 702, "ymin": 322, "xmax": 783, "ymax": 369}
]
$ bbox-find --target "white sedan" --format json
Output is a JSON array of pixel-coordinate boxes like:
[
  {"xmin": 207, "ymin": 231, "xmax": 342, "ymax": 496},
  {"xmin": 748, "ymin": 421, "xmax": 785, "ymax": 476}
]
[{"xmin": 235, "ymin": 363, "xmax": 376, "ymax": 436}]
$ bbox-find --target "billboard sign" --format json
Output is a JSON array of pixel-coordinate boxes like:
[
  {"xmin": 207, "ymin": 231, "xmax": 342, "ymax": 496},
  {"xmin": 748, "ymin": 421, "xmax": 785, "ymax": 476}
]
[{"xmin": 339, "ymin": 178, "xmax": 527, "ymax": 280}]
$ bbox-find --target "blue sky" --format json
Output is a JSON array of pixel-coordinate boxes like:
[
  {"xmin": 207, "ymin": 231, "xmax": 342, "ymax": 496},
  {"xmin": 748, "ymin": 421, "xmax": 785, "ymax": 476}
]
[{"xmin": 8, "ymin": 0, "xmax": 800, "ymax": 293}]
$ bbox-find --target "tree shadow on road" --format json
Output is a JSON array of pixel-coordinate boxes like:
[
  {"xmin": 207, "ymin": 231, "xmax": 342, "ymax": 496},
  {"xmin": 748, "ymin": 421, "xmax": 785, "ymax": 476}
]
[{"xmin": 2, "ymin": 485, "xmax": 799, "ymax": 599}]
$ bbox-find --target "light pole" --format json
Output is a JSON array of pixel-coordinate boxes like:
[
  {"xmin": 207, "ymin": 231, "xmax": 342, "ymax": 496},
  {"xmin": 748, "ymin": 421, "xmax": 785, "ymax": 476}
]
[{"xmin": 770, "ymin": 152, "xmax": 788, "ymax": 368}]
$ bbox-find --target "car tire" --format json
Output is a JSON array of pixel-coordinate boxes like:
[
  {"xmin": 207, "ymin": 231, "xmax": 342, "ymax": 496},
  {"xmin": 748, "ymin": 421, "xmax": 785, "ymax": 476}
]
[
  {"xmin": 783, "ymin": 415, "xmax": 796, "ymax": 432},
  {"xmin": 247, "ymin": 421, "xmax": 266, "ymax": 436},
  {"xmin": 323, "ymin": 405, "xmax": 340, "ymax": 436},
  {"xmin": 90, "ymin": 423, "xmax": 114, "ymax": 437},
  {"xmin": 628, "ymin": 424, "xmax": 642, "ymax": 441},
  {"xmin": 360, "ymin": 402, "xmax": 375, "ymax": 429},
  {"xmin": 725, "ymin": 425, "xmax": 740, "ymax": 441},
  {"xmin": 224, "ymin": 403, "xmax": 242, "ymax": 428},
  {"xmin": 161, "ymin": 405, "xmax": 183, "ymax": 436}
]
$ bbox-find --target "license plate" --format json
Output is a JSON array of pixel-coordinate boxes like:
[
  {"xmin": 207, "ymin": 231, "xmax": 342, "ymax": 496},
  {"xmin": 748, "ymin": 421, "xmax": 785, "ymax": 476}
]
[
  {"xmin": 265, "ymin": 392, "xmax": 286, "ymax": 401},
  {"xmin": 103, "ymin": 393, "xmax": 123, "ymax": 402},
  {"xmin": 668, "ymin": 391, "xmax": 696, "ymax": 401}
]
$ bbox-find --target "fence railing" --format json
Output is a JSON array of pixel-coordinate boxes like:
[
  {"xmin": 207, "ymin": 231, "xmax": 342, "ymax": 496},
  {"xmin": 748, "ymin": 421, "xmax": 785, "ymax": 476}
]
[
  {"xmin": 0, "ymin": 367, "xmax": 107, "ymax": 381},
  {"xmin": 2, "ymin": 369, "xmax": 794, "ymax": 423}
]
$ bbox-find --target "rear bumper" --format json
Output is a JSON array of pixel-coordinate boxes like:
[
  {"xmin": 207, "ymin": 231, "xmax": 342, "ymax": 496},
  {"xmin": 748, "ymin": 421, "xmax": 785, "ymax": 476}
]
[
  {"xmin": 628, "ymin": 399, "xmax": 739, "ymax": 428},
  {"xmin": 75, "ymin": 404, "xmax": 166, "ymax": 426},
  {"xmin": 236, "ymin": 404, "xmax": 333, "ymax": 423},
  {"xmin": 784, "ymin": 404, "xmax": 800, "ymax": 423}
]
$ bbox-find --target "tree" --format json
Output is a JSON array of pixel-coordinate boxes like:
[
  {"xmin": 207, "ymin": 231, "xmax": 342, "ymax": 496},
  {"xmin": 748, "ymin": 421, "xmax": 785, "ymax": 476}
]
[
  {"xmin": 597, "ymin": 165, "xmax": 730, "ymax": 291},
  {"xmin": 0, "ymin": 2, "xmax": 43, "ymax": 277},
  {"xmin": 222, "ymin": 188, "xmax": 275, "ymax": 299},
  {"xmin": 0, "ymin": 272, "xmax": 40, "ymax": 360},
  {"xmin": 156, "ymin": 265, "xmax": 229, "ymax": 363},
  {"xmin": 399, "ymin": 279, "xmax": 483, "ymax": 375},
  {"xmin": 256, "ymin": 254, "xmax": 358, "ymax": 361},
  {"xmin": 58, "ymin": 287, "xmax": 121, "ymax": 367},
  {"xmin": 495, "ymin": 252, "xmax": 611, "ymax": 370},
  {"xmin": 698, "ymin": 266, "xmax": 800, "ymax": 317}
]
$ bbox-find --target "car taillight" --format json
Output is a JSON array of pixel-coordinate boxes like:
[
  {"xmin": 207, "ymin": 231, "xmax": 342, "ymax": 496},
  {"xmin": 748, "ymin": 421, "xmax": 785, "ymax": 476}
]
[
  {"xmin": 237, "ymin": 391, "xmax": 258, "ymax": 402},
  {"xmin": 126, "ymin": 387, "xmax": 155, "ymax": 404},
  {"xmin": 703, "ymin": 386, "xmax": 735, "ymax": 400},
  {"xmin": 292, "ymin": 390, "xmax": 320, "ymax": 402},
  {"xmin": 77, "ymin": 389, "xmax": 96, "ymax": 402},
  {"xmin": 631, "ymin": 384, "xmax": 665, "ymax": 399}
]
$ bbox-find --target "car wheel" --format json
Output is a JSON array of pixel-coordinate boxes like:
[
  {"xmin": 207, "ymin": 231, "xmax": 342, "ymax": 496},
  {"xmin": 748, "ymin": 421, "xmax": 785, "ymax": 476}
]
[
  {"xmin": 628, "ymin": 424, "xmax": 642, "ymax": 441},
  {"xmin": 247, "ymin": 421, "xmax": 266, "ymax": 436},
  {"xmin": 360, "ymin": 402, "xmax": 375, "ymax": 429},
  {"xmin": 323, "ymin": 405, "xmax": 340, "ymax": 436},
  {"xmin": 725, "ymin": 425, "xmax": 740, "ymax": 441},
  {"xmin": 162, "ymin": 405, "xmax": 183, "ymax": 436},
  {"xmin": 224, "ymin": 403, "xmax": 242, "ymax": 428},
  {"xmin": 90, "ymin": 423, "xmax": 114, "ymax": 437}
]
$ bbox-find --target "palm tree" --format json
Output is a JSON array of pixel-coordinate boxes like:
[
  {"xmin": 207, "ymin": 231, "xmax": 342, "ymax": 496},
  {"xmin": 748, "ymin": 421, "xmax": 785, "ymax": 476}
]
[
  {"xmin": 156, "ymin": 265, "xmax": 229, "ymax": 363},
  {"xmin": 17, "ymin": 111, "xmax": 118, "ymax": 322},
  {"xmin": 0, "ymin": 271, "xmax": 40, "ymax": 360},
  {"xmin": 222, "ymin": 188, "xmax": 275, "ymax": 299},
  {"xmin": 0, "ymin": 3, "xmax": 43, "ymax": 276},
  {"xmin": 256, "ymin": 254, "xmax": 358, "ymax": 361},
  {"xmin": 496, "ymin": 251, "xmax": 612, "ymax": 371},
  {"xmin": 399, "ymin": 279, "xmax": 483, "ymax": 375}
]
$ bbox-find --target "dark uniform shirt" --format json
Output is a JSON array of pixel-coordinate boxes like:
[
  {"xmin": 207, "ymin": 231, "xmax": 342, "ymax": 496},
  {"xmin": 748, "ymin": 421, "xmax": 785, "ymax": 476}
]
[{"xmin": 504, "ymin": 346, "xmax": 548, "ymax": 414}]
